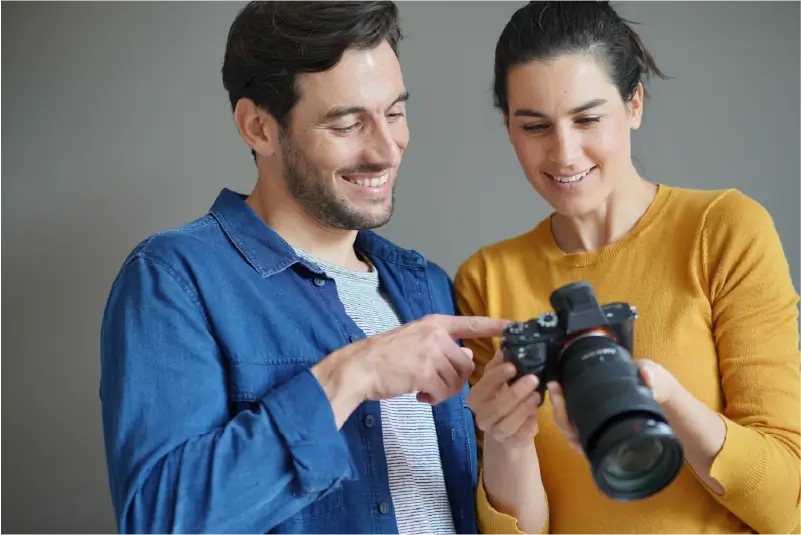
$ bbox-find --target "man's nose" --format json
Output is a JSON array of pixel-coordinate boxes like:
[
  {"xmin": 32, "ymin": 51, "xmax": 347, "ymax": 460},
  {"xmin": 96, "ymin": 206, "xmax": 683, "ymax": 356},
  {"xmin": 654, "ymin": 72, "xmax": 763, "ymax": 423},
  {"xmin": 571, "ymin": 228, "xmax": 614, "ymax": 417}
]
[{"xmin": 363, "ymin": 120, "xmax": 402, "ymax": 169}]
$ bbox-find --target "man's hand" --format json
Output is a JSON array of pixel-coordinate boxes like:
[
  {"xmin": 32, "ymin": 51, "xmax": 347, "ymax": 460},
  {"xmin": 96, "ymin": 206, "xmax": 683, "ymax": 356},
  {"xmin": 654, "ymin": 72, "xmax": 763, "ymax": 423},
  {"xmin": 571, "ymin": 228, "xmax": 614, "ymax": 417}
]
[{"xmin": 312, "ymin": 314, "xmax": 510, "ymax": 428}]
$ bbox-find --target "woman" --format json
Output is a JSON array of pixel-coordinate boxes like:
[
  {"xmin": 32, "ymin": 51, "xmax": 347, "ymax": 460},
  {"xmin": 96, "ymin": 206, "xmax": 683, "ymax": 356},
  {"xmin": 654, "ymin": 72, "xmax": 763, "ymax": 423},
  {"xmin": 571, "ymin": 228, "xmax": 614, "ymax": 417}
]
[{"xmin": 461, "ymin": 2, "xmax": 800, "ymax": 534}]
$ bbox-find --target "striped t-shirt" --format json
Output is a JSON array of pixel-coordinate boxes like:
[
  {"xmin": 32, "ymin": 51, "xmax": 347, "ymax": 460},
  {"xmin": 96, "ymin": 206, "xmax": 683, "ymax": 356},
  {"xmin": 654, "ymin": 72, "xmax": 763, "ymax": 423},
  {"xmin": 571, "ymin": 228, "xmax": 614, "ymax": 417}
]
[{"xmin": 294, "ymin": 247, "xmax": 456, "ymax": 535}]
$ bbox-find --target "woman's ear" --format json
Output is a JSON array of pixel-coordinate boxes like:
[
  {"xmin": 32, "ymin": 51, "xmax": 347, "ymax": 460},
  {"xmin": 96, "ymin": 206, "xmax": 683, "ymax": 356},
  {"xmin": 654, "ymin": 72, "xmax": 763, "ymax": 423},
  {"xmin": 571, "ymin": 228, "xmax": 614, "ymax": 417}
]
[
  {"xmin": 628, "ymin": 82, "xmax": 645, "ymax": 130},
  {"xmin": 502, "ymin": 111, "xmax": 512, "ymax": 141}
]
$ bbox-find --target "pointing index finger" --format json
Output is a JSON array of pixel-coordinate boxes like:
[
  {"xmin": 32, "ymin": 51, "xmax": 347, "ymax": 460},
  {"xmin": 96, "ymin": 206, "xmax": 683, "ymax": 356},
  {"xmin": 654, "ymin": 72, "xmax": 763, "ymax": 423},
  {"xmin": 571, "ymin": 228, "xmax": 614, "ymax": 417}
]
[{"xmin": 440, "ymin": 315, "xmax": 511, "ymax": 339}]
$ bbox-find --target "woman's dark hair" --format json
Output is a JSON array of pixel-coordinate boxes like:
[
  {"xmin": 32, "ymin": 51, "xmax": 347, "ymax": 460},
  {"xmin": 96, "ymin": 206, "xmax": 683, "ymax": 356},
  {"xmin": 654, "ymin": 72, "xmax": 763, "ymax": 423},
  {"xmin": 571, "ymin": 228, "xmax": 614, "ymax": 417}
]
[
  {"xmin": 222, "ymin": 1, "xmax": 402, "ymax": 128},
  {"xmin": 493, "ymin": 1, "xmax": 667, "ymax": 115}
]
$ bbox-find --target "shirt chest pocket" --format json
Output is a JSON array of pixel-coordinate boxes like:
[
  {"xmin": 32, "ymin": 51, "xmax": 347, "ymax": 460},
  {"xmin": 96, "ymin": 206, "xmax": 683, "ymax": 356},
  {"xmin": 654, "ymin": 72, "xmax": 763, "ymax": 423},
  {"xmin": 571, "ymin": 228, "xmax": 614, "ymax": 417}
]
[
  {"xmin": 225, "ymin": 358, "xmax": 347, "ymax": 524},
  {"xmin": 289, "ymin": 484, "xmax": 346, "ymax": 524}
]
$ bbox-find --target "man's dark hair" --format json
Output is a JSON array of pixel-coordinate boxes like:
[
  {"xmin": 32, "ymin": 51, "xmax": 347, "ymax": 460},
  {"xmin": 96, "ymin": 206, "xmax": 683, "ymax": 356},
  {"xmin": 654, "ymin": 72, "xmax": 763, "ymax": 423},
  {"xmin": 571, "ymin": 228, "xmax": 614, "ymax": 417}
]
[
  {"xmin": 222, "ymin": 1, "xmax": 402, "ymax": 130},
  {"xmin": 493, "ymin": 1, "xmax": 668, "ymax": 116}
]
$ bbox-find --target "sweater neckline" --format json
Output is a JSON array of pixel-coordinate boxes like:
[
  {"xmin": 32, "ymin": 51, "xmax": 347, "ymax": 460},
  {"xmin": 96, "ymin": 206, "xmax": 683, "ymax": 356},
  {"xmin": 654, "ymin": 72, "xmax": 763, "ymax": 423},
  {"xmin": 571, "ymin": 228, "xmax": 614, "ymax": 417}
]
[{"xmin": 533, "ymin": 184, "xmax": 673, "ymax": 267}]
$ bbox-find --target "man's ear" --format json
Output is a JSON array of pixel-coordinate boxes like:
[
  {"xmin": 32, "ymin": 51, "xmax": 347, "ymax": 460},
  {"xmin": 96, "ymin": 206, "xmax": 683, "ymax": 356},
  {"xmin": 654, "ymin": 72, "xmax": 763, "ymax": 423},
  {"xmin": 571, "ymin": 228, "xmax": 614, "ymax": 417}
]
[{"xmin": 233, "ymin": 98, "xmax": 279, "ymax": 158}]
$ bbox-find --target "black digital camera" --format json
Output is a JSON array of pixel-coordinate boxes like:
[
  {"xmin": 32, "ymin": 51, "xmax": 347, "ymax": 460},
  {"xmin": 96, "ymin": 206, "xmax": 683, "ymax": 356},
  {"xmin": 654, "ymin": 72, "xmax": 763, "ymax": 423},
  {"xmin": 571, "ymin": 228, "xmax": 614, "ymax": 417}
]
[{"xmin": 501, "ymin": 281, "xmax": 684, "ymax": 501}]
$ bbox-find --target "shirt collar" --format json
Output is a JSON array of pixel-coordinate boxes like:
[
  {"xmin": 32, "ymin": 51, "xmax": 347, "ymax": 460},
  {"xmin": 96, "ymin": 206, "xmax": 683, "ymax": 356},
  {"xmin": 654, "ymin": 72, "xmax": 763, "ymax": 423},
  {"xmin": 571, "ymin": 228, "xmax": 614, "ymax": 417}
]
[{"xmin": 209, "ymin": 188, "xmax": 426, "ymax": 277}]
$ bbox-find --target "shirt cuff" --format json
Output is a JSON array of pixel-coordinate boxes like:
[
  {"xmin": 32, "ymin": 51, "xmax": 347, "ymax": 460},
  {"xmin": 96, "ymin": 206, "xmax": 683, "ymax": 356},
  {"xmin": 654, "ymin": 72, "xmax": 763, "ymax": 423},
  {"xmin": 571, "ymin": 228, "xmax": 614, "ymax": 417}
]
[
  {"xmin": 475, "ymin": 469, "xmax": 548, "ymax": 534},
  {"xmin": 262, "ymin": 369, "xmax": 353, "ymax": 495},
  {"xmin": 707, "ymin": 414, "xmax": 768, "ymax": 498}
]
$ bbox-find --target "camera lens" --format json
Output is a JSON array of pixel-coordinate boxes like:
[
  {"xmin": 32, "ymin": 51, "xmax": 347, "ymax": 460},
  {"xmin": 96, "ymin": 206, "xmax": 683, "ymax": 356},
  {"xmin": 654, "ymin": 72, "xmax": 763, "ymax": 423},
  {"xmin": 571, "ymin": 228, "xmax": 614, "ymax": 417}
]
[
  {"xmin": 557, "ymin": 335, "xmax": 684, "ymax": 501},
  {"xmin": 607, "ymin": 437, "xmax": 663, "ymax": 477},
  {"xmin": 593, "ymin": 418, "xmax": 684, "ymax": 500}
]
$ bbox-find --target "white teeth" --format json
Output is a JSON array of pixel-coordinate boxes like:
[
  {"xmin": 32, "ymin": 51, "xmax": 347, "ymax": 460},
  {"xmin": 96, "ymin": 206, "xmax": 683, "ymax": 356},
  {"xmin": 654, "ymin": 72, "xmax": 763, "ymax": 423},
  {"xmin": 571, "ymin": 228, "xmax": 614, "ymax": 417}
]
[
  {"xmin": 551, "ymin": 168, "xmax": 593, "ymax": 183},
  {"xmin": 349, "ymin": 173, "xmax": 388, "ymax": 187}
]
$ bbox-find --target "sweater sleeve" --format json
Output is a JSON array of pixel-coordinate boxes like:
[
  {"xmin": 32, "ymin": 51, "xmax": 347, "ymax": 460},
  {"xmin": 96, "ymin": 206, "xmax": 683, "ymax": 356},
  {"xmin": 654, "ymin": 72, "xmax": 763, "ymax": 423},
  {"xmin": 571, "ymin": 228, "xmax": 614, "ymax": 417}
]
[
  {"xmin": 455, "ymin": 252, "xmax": 548, "ymax": 535},
  {"xmin": 701, "ymin": 190, "xmax": 800, "ymax": 534},
  {"xmin": 454, "ymin": 250, "xmax": 497, "ymax": 396}
]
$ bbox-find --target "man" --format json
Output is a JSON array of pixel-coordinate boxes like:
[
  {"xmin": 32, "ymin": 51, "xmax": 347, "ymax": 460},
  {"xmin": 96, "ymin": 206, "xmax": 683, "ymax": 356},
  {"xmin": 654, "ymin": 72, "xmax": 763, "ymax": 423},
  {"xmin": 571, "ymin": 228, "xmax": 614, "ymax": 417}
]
[{"xmin": 99, "ymin": 2, "xmax": 509, "ymax": 533}]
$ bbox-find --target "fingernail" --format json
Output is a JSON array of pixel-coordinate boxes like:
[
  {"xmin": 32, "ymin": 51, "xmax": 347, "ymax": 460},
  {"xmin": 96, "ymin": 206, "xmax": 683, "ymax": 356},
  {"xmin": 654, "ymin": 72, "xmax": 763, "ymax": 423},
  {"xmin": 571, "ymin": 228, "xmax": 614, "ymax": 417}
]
[{"xmin": 640, "ymin": 368, "xmax": 652, "ymax": 386}]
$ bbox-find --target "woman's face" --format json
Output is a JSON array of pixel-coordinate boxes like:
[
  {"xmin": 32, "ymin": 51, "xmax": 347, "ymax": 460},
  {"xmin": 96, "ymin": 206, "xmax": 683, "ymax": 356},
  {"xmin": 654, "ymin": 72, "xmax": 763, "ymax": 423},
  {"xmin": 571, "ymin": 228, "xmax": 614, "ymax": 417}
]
[{"xmin": 505, "ymin": 54, "xmax": 643, "ymax": 217}]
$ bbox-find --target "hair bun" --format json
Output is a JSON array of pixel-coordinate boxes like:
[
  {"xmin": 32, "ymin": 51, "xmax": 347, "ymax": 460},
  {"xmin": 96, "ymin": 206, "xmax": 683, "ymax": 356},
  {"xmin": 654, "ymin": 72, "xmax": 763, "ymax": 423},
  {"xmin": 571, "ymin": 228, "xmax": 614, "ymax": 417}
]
[{"xmin": 529, "ymin": 0, "xmax": 610, "ymax": 7}]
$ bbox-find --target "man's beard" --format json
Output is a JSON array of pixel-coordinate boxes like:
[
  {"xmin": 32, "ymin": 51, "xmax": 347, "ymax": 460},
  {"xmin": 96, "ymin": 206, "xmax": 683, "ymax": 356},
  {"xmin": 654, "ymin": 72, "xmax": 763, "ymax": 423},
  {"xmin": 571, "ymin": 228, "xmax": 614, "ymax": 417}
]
[{"xmin": 279, "ymin": 130, "xmax": 395, "ymax": 231}]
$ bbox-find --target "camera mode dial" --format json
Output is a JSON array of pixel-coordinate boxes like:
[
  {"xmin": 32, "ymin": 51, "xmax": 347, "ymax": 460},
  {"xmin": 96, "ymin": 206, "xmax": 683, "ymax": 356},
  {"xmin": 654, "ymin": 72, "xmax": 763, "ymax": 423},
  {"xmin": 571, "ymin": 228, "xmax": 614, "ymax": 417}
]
[{"xmin": 537, "ymin": 312, "xmax": 558, "ymax": 328}]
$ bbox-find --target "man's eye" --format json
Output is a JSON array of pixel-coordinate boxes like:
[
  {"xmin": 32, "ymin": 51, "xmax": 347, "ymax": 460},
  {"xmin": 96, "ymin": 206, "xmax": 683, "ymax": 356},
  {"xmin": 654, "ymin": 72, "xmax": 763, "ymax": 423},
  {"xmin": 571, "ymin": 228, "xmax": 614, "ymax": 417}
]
[{"xmin": 333, "ymin": 123, "xmax": 360, "ymax": 133}]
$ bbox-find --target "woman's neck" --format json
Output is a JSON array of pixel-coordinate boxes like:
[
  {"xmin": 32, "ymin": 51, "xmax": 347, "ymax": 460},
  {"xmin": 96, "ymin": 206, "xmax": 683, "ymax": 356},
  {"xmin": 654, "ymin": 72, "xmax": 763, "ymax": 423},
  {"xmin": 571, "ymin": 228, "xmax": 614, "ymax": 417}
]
[{"xmin": 551, "ymin": 177, "xmax": 658, "ymax": 254}]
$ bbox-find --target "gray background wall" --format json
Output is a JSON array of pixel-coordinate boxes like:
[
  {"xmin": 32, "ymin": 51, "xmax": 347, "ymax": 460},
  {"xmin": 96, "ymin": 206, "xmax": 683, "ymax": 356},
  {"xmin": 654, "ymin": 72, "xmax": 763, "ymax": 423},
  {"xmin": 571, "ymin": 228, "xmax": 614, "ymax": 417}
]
[{"xmin": 3, "ymin": 1, "xmax": 798, "ymax": 533}]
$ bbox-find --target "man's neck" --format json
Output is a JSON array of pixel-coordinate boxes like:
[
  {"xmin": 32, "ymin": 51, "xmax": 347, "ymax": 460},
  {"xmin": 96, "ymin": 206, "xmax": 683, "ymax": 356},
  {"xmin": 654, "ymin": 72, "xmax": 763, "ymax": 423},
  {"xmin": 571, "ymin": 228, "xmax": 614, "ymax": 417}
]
[
  {"xmin": 246, "ymin": 180, "xmax": 368, "ymax": 272},
  {"xmin": 551, "ymin": 174, "xmax": 658, "ymax": 254}
]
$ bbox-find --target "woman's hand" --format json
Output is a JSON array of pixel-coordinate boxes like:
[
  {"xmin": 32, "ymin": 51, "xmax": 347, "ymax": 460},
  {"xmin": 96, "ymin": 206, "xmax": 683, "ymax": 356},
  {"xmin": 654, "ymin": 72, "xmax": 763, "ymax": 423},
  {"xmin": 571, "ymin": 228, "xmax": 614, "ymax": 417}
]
[
  {"xmin": 547, "ymin": 358, "xmax": 679, "ymax": 452},
  {"xmin": 469, "ymin": 350, "xmax": 549, "ymax": 534},
  {"xmin": 467, "ymin": 350, "xmax": 542, "ymax": 449}
]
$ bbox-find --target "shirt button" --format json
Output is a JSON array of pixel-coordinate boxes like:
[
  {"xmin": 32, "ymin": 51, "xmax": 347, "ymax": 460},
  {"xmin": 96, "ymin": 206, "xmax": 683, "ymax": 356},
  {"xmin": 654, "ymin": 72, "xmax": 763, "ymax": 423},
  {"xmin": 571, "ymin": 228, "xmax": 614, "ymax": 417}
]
[
  {"xmin": 378, "ymin": 502, "xmax": 390, "ymax": 514},
  {"xmin": 349, "ymin": 334, "xmax": 363, "ymax": 343},
  {"xmin": 364, "ymin": 415, "xmax": 375, "ymax": 428},
  {"xmin": 313, "ymin": 277, "xmax": 326, "ymax": 287}
]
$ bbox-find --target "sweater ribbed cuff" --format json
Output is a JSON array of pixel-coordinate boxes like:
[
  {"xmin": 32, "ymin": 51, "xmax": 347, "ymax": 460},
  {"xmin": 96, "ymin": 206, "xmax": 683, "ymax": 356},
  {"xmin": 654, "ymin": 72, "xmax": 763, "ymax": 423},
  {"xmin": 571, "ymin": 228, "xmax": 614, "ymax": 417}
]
[
  {"xmin": 708, "ymin": 414, "xmax": 768, "ymax": 498},
  {"xmin": 475, "ymin": 469, "xmax": 548, "ymax": 534}
]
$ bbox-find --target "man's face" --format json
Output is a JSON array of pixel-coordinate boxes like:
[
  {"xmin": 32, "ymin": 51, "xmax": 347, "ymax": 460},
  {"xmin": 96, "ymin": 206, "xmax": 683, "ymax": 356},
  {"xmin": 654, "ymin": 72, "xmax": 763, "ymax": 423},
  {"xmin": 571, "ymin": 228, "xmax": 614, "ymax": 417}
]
[{"xmin": 279, "ymin": 40, "xmax": 409, "ymax": 230}]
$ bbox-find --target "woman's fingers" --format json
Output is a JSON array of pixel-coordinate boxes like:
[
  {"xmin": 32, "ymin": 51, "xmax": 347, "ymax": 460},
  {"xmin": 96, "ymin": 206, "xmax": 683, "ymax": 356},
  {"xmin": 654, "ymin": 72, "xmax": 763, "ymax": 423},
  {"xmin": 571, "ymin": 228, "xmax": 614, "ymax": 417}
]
[
  {"xmin": 472, "ymin": 373, "xmax": 538, "ymax": 432},
  {"xmin": 491, "ymin": 390, "xmax": 540, "ymax": 441},
  {"xmin": 547, "ymin": 381, "xmax": 582, "ymax": 452}
]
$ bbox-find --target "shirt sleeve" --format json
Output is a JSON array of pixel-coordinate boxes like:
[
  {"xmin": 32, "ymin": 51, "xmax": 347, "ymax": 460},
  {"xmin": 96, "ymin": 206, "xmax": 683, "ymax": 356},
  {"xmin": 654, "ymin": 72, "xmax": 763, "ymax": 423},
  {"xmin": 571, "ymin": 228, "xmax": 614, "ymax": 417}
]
[
  {"xmin": 100, "ymin": 254, "xmax": 353, "ymax": 534},
  {"xmin": 700, "ymin": 190, "xmax": 800, "ymax": 534},
  {"xmin": 456, "ymin": 253, "xmax": 550, "ymax": 535}
]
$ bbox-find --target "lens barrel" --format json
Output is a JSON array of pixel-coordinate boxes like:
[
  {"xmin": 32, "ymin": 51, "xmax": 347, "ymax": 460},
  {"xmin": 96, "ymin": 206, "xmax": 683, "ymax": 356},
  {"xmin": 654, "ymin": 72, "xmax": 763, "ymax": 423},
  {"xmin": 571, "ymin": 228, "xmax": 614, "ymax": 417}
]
[
  {"xmin": 558, "ymin": 333, "xmax": 684, "ymax": 501},
  {"xmin": 590, "ymin": 416, "xmax": 684, "ymax": 500}
]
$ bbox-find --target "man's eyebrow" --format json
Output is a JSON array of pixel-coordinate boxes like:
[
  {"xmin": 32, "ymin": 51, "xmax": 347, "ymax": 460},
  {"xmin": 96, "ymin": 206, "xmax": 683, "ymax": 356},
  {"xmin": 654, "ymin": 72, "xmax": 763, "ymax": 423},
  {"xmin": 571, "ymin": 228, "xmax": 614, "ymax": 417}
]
[
  {"xmin": 512, "ymin": 98, "xmax": 608, "ymax": 119},
  {"xmin": 394, "ymin": 90, "xmax": 410, "ymax": 106},
  {"xmin": 322, "ymin": 90, "xmax": 410, "ymax": 121}
]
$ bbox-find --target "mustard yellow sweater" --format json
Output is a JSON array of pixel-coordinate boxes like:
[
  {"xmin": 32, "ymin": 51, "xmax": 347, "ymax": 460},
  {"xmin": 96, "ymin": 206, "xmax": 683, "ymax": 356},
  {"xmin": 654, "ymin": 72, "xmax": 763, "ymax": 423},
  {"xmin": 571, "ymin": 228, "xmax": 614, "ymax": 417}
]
[{"xmin": 460, "ymin": 185, "xmax": 800, "ymax": 534}]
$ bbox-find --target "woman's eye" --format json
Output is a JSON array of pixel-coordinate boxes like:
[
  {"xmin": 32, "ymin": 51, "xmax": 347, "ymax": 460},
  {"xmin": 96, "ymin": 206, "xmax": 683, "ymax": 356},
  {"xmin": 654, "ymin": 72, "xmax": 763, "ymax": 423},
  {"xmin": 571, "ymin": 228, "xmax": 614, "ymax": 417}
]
[{"xmin": 522, "ymin": 123, "xmax": 548, "ymax": 132}]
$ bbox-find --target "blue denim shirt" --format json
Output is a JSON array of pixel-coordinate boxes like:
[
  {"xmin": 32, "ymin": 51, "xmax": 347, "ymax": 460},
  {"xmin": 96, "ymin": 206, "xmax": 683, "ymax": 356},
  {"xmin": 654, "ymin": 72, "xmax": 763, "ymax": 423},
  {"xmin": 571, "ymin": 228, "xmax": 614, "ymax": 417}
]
[{"xmin": 100, "ymin": 189, "xmax": 479, "ymax": 534}]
